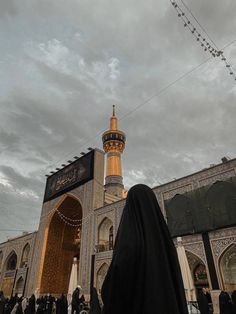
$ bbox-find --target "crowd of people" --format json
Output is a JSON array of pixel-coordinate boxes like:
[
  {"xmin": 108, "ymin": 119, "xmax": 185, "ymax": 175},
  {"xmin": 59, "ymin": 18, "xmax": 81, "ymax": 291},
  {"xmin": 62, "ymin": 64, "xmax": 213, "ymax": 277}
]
[
  {"xmin": 197, "ymin": 288, "xmax": 236, "ymax": 314},
  {"xmin": 0, "ymin": 287, "xmax": 88, "ymax": 314}
]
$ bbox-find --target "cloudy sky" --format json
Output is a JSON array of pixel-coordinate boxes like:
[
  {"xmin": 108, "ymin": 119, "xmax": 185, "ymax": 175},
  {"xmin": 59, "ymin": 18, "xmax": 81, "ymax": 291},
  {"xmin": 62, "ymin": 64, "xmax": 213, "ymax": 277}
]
[{"xmin": 0, "ymin": 0, "xmax": 236, "ymax": 242}]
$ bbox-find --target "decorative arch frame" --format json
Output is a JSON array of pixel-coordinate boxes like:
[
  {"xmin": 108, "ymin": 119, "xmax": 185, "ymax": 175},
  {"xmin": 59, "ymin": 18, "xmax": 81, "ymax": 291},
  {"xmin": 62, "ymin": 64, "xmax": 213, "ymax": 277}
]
[
  {"xmin": 96, "ymin": 262, "xmax": 109, "ymax": 294},
  {"xmin": 185, "ymin": 249, "xmax": 209, "ymax": 290},
  {"xmin": 37, "ymin": 193, "xmax": 83, "ymax": 294},
  {"xmin": 97, "ymin": 217, "xmax": 114, "ymax": 251},
  {"xmin": 3, "ymin": 250, "xmax": 18, "ymax": 272},
  {"xmin": 20, "ymin": 243, "xmax": 30, "ymax": 268},
  {"xmin": 15, "ymin": 276, "xmax": 25, "ymax": 296},
  {"xmin": 218, "ymin": 243, "xmax": 236, "ymax": 291}
]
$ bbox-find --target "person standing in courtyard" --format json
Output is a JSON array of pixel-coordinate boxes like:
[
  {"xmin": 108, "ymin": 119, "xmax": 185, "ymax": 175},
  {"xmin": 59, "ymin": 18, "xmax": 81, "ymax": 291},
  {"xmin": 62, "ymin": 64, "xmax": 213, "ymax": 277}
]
[
  {"xmin": 231, "ymin": 290, "xmax": 236, "ymax": 313},
  {"xmin": 197, "ymin": 289, "xmax": 210, "ymax": 314},
  {"xmin": 89, "ymin": 288, "xmax": 101, "ymax": 314},
  {"xmin": 56, "ymin": 294, "xmax": 68, "ymax": 314},
  {"xmin": 28, "ymin": 295, "xmax": 36, "ymax": 314},
  {"xmin": 101, "ymin": 184, "xmax": 188, "ymax": 314},
  {"xmin": 219, "ymin": 291, "xmax": 233, "ymax": 314},
  {"xmin": 0, "ymin": 291, "xmax": 6, "ymax": 314}
]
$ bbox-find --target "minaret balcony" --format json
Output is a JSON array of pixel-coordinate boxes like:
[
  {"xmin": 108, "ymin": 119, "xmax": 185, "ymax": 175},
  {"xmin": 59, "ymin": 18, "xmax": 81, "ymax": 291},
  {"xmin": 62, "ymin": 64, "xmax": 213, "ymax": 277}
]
[{"xmin": 102, "ymin": 131, "xmax": 126, "ymax": 145}]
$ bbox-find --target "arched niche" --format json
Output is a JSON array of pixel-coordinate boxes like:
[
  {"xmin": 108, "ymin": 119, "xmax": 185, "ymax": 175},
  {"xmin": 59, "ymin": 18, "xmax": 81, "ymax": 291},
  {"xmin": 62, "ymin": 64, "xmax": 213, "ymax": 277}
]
[
  {"xmin": 219, "ymin": 243, "xmax": 236, "ymax": 291},
  {"xmin": 20, "ymin": 243, "xmax": 30, "ymax": 268},
  {"xmin": 98, "ymin": 218, "xmax": 113, "ymax": 251},
  {"xmin": 96, "ymin": 263, "xmax": 109, "ymax": 294},
  {"xmin": 186, "ymin": 250, "xmax": 209, "ymax": 293},
  {"xmin": 39, "ymin": 195, "xmax": 82, "ymax": 295},
  {"xmin": 15, "ymin": 276, "xmax": 25, "ymax": 296},
  {"xmin": 4, "ymin": 251, "xmax": 17, "ymax": 271}
]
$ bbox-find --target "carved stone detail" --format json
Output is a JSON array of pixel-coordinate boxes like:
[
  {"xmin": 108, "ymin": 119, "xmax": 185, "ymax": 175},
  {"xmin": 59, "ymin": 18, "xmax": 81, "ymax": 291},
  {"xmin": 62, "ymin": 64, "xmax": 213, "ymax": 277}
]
[
  {"xmin": 183, "ymin": 242, "xmax": 207, "ymax": 265},
  {"xmin": 211, "ymin": 237, "xmax": 236, "ymax": 259}
]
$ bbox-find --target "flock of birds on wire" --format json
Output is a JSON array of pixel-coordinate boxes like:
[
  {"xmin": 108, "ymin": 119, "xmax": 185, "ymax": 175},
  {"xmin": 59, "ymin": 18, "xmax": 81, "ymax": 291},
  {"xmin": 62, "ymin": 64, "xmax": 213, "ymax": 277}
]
[{"xmin": 170, "ymin": 0, "xmax": 236, "ymax": 82}]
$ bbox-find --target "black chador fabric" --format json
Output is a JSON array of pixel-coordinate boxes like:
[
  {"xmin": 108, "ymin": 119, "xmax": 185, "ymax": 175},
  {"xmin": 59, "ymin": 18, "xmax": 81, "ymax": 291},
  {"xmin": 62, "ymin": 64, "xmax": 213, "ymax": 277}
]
[
  {"xmin": 101, "ymin": 184, "xmax": 188, "ymax": 314},
  {"xmin": 219, "ymin": 291, "xmax": 233, "ymax": 314},
  {"xmin": 56, "ymin": 295, "xmax": 68, "ymax": 314},
  {"xmin": 28, "ymin": 295, "xmax": 36, "ymax": 314},
  {"xmin": 0, "ymin": 291, "xmax": 6, "ymax": 314},
  {"xmin": 197, "ymin": 290, "xmax": 209, "ymax": 314},
  {"xmin": 89, "ymin": 288, "xmax": 101, "ymax": 314},
  {"xmin": 232, "ymin": 291, "xmax": 236, "ymax": 314}
]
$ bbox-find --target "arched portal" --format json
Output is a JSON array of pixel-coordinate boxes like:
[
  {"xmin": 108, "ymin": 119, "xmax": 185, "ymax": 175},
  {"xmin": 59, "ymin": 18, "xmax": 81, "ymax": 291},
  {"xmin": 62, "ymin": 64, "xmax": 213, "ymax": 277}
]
[
  {"xmin": 15, "ymin": 276, "xmax": 24, "ymax": 296},
  {"xmin": 5, "ymin": 251, "xmax": 17, "ymax": 271},
  {"xmin": 96, "ymin": 263, "xmax": 109, "ymax": 294},
  {"xmin": 2, "ymin": 251, "xmax": 18, "ymax": 297},
  {"xmin": 40, "ymin": 195, "xmax": 82, "ymax": 295},
  {"xmin": 20, "ymin": 244, "xmax": 30, "ymax": 268},
  {"xmin": 220, "ymin": 244, "xmax": 236, "ymax": 291},
  {"xmin": 186, "ymin": 251, "xmax": 209, "ymax": 293},
  {"xmin": 98, "ymin": 218, "xmax": 113, "ymax": 252}
]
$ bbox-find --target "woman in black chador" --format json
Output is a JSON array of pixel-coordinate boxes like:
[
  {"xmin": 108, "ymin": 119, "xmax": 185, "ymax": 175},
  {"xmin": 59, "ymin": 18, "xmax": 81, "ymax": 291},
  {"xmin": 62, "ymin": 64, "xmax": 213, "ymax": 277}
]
[
  {"xmin": 219, "ymin": 291, "xmax": 233, "ymax": 314},
  {"xmin": 101, "ymin": 184, "xmax": 188, "ymax": 314},
  {"xmin": 89, "ymin": 288, "xmax": 101, "ymax": 314},
  {"xmin": 197, "ymin": 289, "xmax": 209, "ymax": 314},
  {"xmin": 231, "ymin": 290, "xmax": 236, "ymax": 313}
]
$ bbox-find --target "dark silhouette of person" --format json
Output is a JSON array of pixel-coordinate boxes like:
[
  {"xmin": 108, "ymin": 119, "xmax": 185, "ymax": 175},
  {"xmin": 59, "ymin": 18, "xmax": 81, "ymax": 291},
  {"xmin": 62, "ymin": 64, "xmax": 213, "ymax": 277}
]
[
  {"xmin": 89, "ymin": 288, "xmax": 101, "ymax": 314},
  {"xmin": 197, "ymin": 289, "xmax": 209, "ymax": 314},
  {"xmin": 219, "ymin": 291, "xmax": 233, "ymax": 314},
  {"xmin": 231, "ymin": 290, "xmax": 236, "ymax": 313},
  {"xmin": 101, "ymin": 184, "xmax": 188, "ymax": 314},
  {"xmin": 72, "ymin": 288, "xmax": 80, "ymax": 314},
  {"xmin": 56, "ymin": 295, "xmax": 67, "ymax": 314},
  {"xmin": 36, "ymin": 297, "xmax": 45, "ymax": 314},
  {"xmin": 27, "ymin": 295, "xmax": 36, "ymax": 314},
  {"xmin": 0, "ymin": 291, "xmax": 6, "ymax": 314}
]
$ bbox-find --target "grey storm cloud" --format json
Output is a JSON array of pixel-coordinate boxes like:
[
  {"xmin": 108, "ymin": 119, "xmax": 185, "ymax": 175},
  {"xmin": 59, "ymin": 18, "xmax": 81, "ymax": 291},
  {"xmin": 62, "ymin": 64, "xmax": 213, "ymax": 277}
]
[{"xmin": 0, "ymin": 0, "xmax": 236, "ymax": 241}]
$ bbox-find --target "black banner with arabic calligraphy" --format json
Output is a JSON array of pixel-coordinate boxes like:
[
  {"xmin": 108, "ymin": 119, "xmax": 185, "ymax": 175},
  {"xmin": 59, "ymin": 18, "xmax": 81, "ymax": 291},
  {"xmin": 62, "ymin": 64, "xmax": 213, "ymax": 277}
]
[{"xmin": 43, "ymin": 150, "xmax": 94, "ymax": 202}]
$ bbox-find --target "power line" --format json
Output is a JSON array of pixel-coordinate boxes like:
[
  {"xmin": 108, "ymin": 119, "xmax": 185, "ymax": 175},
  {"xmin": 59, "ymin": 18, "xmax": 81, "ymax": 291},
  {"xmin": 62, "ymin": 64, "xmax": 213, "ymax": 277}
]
[
  {"xmin": 179, "ymin": 0, "xmax": 218, "ymax": 49},
  {"xmin": 170, "ymin": 0, "xmax": 236, "ymax": 80},
  {"xmin": 179, "ymin": 0, "xmax": 236, "ymax": 74}
]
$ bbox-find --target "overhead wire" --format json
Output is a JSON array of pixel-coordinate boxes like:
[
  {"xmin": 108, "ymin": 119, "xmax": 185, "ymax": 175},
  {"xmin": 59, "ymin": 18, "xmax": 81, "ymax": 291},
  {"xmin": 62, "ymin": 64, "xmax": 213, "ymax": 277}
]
[
  {"xmin": 170, "ymin": 0, "xmax": 236, "ymax": 80},
  {"xmin": 42, "ymin": 39, "xmax": 236, "ymax": 174}
]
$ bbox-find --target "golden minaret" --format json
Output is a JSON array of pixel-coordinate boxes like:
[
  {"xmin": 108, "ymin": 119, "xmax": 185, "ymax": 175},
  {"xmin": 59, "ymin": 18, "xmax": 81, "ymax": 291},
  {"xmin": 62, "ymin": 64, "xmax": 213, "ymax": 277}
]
[{"xmin": 102, "ymin": 105, "xmax": 126, "ymax": 197}]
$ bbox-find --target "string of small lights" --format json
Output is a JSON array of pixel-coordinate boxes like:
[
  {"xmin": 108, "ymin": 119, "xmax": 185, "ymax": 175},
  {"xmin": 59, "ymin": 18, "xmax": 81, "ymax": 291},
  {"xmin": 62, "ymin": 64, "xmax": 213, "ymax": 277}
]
[
  {"xmin": 170, "ymin": 0, "xmax": 236, "ymax": 81},
  {"xmin": 56, "ymin": 210, "xmax": 82, "ymax": 227},
  {"xmin": 55, "ymin": 208, "xmax": 94, "ymax": 227}
]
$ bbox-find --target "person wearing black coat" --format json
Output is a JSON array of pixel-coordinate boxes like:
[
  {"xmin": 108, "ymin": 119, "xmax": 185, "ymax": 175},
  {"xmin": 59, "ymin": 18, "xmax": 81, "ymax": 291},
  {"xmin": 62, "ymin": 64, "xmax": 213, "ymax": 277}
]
[
  {"xmin": 27, "ymin": 295, "xmax": 35, "ymax": 314},
  {"xmin": 232, "ymin": 290, "xmax": 236, "ymax": 314},
  {"xmin": 56, "ymin": 295, "xmax": 67, "ymax": 314},
  {"xmin": 219, "ymin": 291, "xmax": 233, "ymax": 314},
  {"xmin": 197, "ymin": 289, "xmax": 210, "ymax": 314},
  {"xmin": 101, "ymin": 184, "xmax": 188, "ymax": 314},
  {"xmin": 0, "ymin": 291, "xmax": 6, "ymax": 314},
  {"xmin": 71, "ymin": 289, "xmax": 80, "ymax": 314},
  {"xmin": 89, "ymin": 288, "xmax": 101, "ymax": 314}
]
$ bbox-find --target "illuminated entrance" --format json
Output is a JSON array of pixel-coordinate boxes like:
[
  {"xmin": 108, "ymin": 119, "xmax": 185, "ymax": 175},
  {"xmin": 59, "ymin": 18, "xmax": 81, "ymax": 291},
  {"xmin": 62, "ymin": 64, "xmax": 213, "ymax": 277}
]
[{"xmin": 39, "ymin": 195, "xmax": 82, "ymax": 295}]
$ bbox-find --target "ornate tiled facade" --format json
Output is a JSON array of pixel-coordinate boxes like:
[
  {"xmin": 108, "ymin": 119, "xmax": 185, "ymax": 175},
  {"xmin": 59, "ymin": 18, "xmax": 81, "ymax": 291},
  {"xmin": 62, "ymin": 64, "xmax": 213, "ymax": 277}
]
[{"xmin": 0, "ymin": 156, "xmax": 236, "ymax": 297}]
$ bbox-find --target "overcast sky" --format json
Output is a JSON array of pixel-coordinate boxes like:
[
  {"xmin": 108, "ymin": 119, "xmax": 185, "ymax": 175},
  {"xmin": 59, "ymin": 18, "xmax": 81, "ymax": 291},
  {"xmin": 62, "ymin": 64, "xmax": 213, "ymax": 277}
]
[{"xmin": 0, "ymin": 0, "xmax": 236, "ymax": 242}]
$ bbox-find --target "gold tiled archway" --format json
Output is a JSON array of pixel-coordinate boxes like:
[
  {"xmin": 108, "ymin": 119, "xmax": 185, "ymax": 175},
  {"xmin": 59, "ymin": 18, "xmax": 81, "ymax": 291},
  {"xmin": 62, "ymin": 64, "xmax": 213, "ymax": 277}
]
[{"xmin": 39, "ymin": 196, "xmax": 82, "ymax": 295}]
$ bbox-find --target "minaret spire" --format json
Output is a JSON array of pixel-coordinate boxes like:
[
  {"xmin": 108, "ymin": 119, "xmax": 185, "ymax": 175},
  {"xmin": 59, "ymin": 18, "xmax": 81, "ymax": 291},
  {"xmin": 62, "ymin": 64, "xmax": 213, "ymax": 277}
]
[
  {"xmin": 110, "ymin": 105, "xmax": 118, "ymax": 131},
  {"xmin": 102, "ymin": 106, "xmax": 126, "ymax": 197}
]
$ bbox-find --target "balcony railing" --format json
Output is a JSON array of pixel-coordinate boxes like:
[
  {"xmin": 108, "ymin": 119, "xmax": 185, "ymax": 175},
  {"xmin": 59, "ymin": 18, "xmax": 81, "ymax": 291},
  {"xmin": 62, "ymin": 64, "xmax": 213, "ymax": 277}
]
[{"xmin": 95, "ymin": 242, "xmax": 113, "ymax": 253}]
